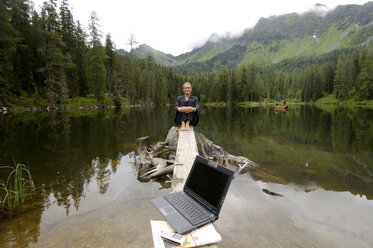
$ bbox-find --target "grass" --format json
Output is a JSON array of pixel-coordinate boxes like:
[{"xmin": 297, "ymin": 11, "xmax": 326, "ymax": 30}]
[
  {"xmin": 236, "ymin": 101, "xmax": 264, "ymax": 106},
  {"xmin": 0, "ymin": 162, "xmax": 35, "ymax": 216},
  {"xmin": 315, "ymin": 95, "xmax": 340, "ymax": 104},
  {"xmin": 10, "ymin": 95, "xmax": 48, "ymax": 108},
  {"xmin": 58, "ymin": 95, "xmax": 128, "ymax": 107},
  {"xmin": 6, "ymin": 94, "xmax": 129, "ymax": 110},
  {"xmin": 204, "ymin": 101, "xmax": 228, "ymax": 107},
  {"xmin": 316, "ymin": 95, "xmax": 373, "ymax": 106}
]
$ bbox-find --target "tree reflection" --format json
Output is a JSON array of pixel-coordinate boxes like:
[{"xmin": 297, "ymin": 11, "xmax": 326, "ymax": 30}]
[
  {"xmin": 196, "ymin": 105, "xmax": 373, "ymax": 199},
  {"xmin": 0, "ymin": 105, "xmax": 372, "ymax": 247},
  {"xmin": 0, "ymin": 107, "xmax": 175, "ymax": 246}
]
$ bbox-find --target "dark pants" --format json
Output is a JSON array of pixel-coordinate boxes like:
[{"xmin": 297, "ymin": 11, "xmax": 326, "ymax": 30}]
[{"xmin": 174, "ymin": 111, "xmax": 199, "ymax": 126}]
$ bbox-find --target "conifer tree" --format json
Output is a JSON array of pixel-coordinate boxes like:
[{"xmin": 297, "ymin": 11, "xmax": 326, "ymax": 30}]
[
  {"xmin": 87, "ymin": 11, "xmax": 106, "ymax": 103},
  {"xmin": 75, "ymin": 21, "xmax": 88, "ymax": 96},
  {"xmin": 247, "ymin": 63, "xmax": 258, "ymax": 101},
  {"xmin": 227, "ymin": 68, "xmax": 234, "ymax": 105},
  {"xmin": 9, "ymin": 0, "xmax": 35, "ymax": 94},
  {"xmin": 357, "ymin": 49, "xmax": 373, "ymax": 100},
  {"xmin": 105, "ymin": 33, "xmax": 115, "ymax": 95},
  {"xmin": 237, "ymin": 64, "xmax": 248, "ymax": 102},
  {"xmin": 40, "ymin": 0, "xmax": 69, "ymax": 106},
  {"xmin": 60, "ymin": 0, "xmax": 78, "ymax": 97},
  {"xmin": 334, "ymin": 54, "xmax": 354, "ymax": 100},
  {"xmin": 0, "ymin": 0, "xmax": 17, "ymax": 105},
  {"xmin": 321, "ymin": 63, "xmax": 335, "ymax": 95}
]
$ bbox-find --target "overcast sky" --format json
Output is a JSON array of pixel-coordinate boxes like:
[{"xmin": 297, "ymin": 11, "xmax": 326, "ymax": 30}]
[{"xmin": 32, "ymin": 0, "xmax": 370, "ymax": 56}]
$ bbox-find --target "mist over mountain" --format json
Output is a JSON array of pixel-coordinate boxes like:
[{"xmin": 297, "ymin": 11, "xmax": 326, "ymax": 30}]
[{"xmin": 132, "ymin": 2, "xmax": 373, "ymax": 72}]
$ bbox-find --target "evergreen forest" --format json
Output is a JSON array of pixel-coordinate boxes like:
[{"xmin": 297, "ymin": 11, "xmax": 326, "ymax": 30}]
[{"xmin": 1, "ymin": 0, "xmax": 373, "ymax": 109}]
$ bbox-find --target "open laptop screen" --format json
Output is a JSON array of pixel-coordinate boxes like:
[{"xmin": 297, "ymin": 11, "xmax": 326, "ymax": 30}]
[{"xmin": 185, "ymin": 160, "xmax": 230, "ymax": 209}]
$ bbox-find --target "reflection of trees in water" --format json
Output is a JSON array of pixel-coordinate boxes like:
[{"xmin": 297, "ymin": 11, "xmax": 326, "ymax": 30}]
[
  {"xmin": 0, "ymin": 107, "xmax": 176, "ymax": 246},
  {"xmin": 197, "ymin": 105, "xmax": 373, "ymax": 198},
  {"xmin": 0, "ymin": 107, "xmax": 176, "ymax": 243},
  {"xmin": 94, "ymin": 158, "xmax": 112, "ymax": 194},
  {"xmin": 1, "ymin": 106, "xmax": 370, "ymax": 243},
  {"xmin": 199, "ymin": 105, "xmax": 373, "ymax": 155}
]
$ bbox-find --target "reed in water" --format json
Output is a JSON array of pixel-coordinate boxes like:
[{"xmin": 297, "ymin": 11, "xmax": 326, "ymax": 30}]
[{"xmin": 0, "ymin": 161, "xmax": 35, "ymax": 216}]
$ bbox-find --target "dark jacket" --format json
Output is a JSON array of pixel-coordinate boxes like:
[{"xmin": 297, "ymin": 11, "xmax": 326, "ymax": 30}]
[
  {"xmin": 174, "ymin": 95, "xmax": 200, "ymax": 126},
  {"xmin": 174, "ymin": 95, "xmax": 200, "ymax": 111}
]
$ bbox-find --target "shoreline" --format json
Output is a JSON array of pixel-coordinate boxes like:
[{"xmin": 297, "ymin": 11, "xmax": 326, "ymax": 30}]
[
  {"xmin": 2, "ymin": 100, "xmax": 373, "ymax": 114},
  {"xmin": 0, "ymin": 104, "xmax": 144, "ymax": 114}
]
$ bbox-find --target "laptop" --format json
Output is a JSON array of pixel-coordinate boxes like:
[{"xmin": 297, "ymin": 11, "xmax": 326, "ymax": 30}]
[{"xmin": 150, "ymin": 155, "xmax": 234, "ymax": 234}]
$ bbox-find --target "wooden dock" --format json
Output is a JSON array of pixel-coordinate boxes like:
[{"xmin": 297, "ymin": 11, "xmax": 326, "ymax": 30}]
[{"xmin": 171, "ymin": 126, "xmax": 218, "ymax": 248}]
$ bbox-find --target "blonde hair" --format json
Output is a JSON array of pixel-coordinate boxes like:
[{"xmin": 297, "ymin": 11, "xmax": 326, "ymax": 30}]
[{"xmin": 182, "ymin": 82, "xmax": 192, "ymax": 89}]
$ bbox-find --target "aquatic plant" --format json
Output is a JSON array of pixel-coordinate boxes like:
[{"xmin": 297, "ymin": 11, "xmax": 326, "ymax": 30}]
[{"xmin": 0, "ymin": 163, "xmax": 35, "ymax": 216}]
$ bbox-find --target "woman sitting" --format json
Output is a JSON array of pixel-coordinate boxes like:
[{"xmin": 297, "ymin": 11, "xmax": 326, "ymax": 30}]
[{"xmin": 174, "ymin": 82, "xmax": 199, "ymax": 131}]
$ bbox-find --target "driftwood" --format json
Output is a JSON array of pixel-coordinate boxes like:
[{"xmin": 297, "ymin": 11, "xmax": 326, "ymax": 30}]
[{"xmin": 136, "ymin": 126, "xmax": 259, "ymax": 180}]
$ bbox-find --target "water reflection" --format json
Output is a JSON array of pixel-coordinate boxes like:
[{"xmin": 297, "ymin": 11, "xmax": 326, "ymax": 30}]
[
  {"xmin": 0, "ymin": 108, "xmax": 174, "ymax": 247},
  {"xmin": 217, "ymin": 173, "xmax": 373, "ymax": 247},
  {"xmin": 0, "ymin": 152, "xmax": 168, "ymax": 247},
  {"xmin": 0, "ymin": 105, "xmax": 372, "ymax": 247},
  {"xmin": 196, "ymin": 105, "xmax": 373, "ymax": 199}
]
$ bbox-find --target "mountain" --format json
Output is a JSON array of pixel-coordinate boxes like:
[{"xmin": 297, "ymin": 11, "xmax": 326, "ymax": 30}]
[
  {"xmin": 132, "ymin": 44, "xmax": 177, "ymax": 66},
  {"xmin": 132, "ymin": 2, "xmax": 373, "ymax": 71}
]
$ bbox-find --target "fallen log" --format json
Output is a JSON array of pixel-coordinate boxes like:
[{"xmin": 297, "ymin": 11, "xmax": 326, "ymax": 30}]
[{"xmin": 136, "ymin": 126, "xmax": 259, "ymax": 180}]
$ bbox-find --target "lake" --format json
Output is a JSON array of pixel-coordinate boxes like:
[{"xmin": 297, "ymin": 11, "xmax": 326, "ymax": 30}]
[{"xmin": 0, "ymin": 105, "xmax": 372, "ymax": 247}]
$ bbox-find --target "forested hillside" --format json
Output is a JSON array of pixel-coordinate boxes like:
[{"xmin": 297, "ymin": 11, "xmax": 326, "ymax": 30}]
[
  {"xmin": 135, "ymin": 2, "xmax": 373, "ymax": 73},
  {"xmin": 133, "ymin": 2, "xmax": 373, "ymax": 104},
  {"xmin": 0, "ymin": 0, "xmax": 185, "ymax": 108},
  {"xmin": 1, "ymin": 0, "xmax": 373, "ymax": 108},
  {"xmin": 189, "ymin": 47, "xmax": 373, "ymax": 104}
]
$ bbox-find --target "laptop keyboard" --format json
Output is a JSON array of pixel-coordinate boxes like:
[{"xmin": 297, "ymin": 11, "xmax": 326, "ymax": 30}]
[{"xmin": 165, "ymin": 193, "xmax": 212, "ymax": 226}]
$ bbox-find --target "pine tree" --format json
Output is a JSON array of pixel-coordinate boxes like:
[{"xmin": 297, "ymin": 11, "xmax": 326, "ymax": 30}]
[
  {"xmin": 216, "ymin": 66, "xmax": 228, "ymax": 102},
  {"xmin": 145, "ymin": 55, "xmax": 156, "ymax": 105},
  {"xmin": 29, "ymin": 10, "xmax": 45, "ymax": 95},
  {"xmin": 357, "ymin": 49, "xmax": 373, "ymax": 100},
  {"xmin": 0, "ymin": 0, "xmax": 17, "ymax": 105},
  {"xmin": 237, "ymin": 64, "xmax": 248, "ymax": 102},
  {"xmin": 334, "ymin": 54, "xmax": 354, "ymax": 100},
  {"xmin": 247, "ymin": 63, "xmax": 258, "ymax": 101},
  {"xmin": 59, "ymin": 0, "xmax": 78, "ymax": 97},
  {"xmin": 75, "ymin": 21, "xmax": 88, "ymax": 96},
  {"xmin": 40, "ymin": 0, "xmax": 69, "ymax": 106},
  {"xmin": 321, "ymin": 63, "xmax": 335, "ymax": 95},
  {"xmin": 227, "ymin": 68, "xmax": 233, "ymax": 105},
  {"xmin": 105, "ymin": 33, "xmax": 114, "ymax": 95},
  {"xmin": 87, "ymin": 11, "xmax": 106, "ymax": 103},
  {"xmin": 9, "ymin": 0, "xmax": 35, "ymax": 95}
]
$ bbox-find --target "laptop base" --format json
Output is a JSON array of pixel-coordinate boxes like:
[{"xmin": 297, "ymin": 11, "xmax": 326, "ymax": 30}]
[{"xmin": 151, "ymin": 196, "xmax": 194, "ymax": 234}]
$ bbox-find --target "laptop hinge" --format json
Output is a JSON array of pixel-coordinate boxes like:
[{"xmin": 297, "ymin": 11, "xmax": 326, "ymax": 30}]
[{"xmin": 185, "ymin": 189, "xmax": 216, "ymax": 214}]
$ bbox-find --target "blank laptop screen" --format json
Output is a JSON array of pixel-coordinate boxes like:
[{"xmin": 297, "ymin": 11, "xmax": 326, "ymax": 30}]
[{"xmin": 186, "ymin": 160, "xmax": 229, "ymax": 208}]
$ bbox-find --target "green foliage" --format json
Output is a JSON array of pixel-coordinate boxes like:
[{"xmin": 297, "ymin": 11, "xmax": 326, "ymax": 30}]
[
  {"xmin": 1, "ymin": 0, "xmax": 373, "ymax": 108},
  {"xmin": 169, "ymin": 3, "xmax": 373, "ymax": 74},
  {"xmin": 0, "ymin": 0, "xmax": 185, "ymax": 108},
  {"xmin": 0, "ymin": 0, "xmax": 17, "ymax": 105},
  {"xmin": 0, "ymin": 162, "xmax": 35, "ymax": 216},
  {"xmin": 113, "ymin": 91, "xmax": 121, "ymax": 106},
  {"xmin": 188, "ymin": 47, "xmax": 373, "ymax": 104}
]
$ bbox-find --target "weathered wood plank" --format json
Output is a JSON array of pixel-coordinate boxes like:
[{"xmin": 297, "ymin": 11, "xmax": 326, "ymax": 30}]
[
  {"xmin": 171, "ymin": 126, "xmax": 217, "ymax": 248},
  {"xmin": 171, "ymin": 126, "xmax": 199, "ymax": 193}
]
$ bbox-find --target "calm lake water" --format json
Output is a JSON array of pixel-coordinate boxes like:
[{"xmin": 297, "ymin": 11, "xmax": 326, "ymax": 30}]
[{"xmin": 0, "ymin": 105, "xmax": 372, "ymax": 247}]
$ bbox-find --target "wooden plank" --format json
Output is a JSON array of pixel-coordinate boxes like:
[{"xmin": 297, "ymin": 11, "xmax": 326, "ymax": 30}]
[
  {"xmin": 171, "ymin": 126, "xmax": 217, "ymax": 248},
  {"xmin": 171, "ymin": 126, "xmax": 199, "ymax": 193}
]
